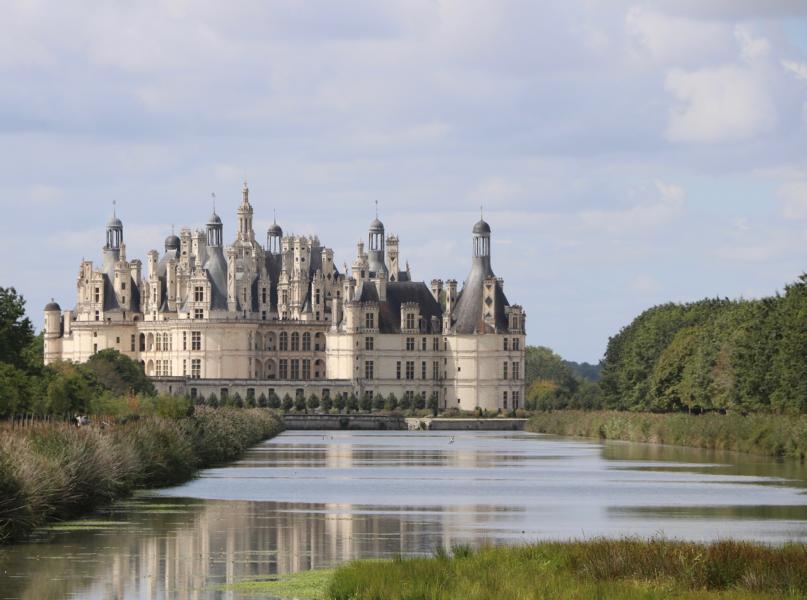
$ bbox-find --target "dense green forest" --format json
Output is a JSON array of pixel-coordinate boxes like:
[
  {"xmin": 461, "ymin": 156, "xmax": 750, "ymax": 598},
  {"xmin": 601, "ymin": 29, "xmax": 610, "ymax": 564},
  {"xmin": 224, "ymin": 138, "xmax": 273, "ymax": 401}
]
[
  {"xmin": 599, "ymin": 274, "xmax": 807, "ymax": 414},
  {"xmin": 523, "ymin": 346, "xmax": 602, "ymax": 410}
]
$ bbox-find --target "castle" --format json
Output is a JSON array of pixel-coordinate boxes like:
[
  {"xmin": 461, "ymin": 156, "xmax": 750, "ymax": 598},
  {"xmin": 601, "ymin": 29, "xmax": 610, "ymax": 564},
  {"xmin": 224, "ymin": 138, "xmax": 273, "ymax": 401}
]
[{"xmin": 43, "ymin": 183, "xmax": 526, "ymax": 411}]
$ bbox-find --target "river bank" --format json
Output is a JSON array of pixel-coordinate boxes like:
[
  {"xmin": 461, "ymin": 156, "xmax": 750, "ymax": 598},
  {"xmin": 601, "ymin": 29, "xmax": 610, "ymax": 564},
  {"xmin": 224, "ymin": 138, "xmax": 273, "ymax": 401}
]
[
  {"xmin": 0, "ymin": 407, "xmax": 282, "ymax": 543},
  {"xmin": 526, "ymin": 411, "xmax": 807, "ymax": 460},
  {"xmin": 220, "ymin": 538, "xmax": 807, "ymax": 599}
]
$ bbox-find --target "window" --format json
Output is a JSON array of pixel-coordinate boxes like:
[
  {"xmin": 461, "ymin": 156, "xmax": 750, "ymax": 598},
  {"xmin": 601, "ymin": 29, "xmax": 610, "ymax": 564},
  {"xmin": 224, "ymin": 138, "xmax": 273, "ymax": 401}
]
[
  {"xmin": 432, "ymin": 361, "xmax": 439, "ymax": 380},
  {"xmin": 262, "ymin": 287, "xmax": 267, "ymax": 304},
  {"xmin": 94, "ymin": 287, "xmax": 100, "ymax": 303},
  {"xmin": 433, "ymin": 337, "xmax": 439, "ymax": 351},
  {"xmin": 183, "ymin": 359, "xmax": 187, "ymax": 376},
  {"xmin": 121, "ymin": 296, "xmax": 125, "ymax": 304},
  {"xmin": 194, "ymin": 286, "xmax": 204, "ymax": 302},
  {"xmin": 155, "ymin": 333, "xmax": 161, "ymax": 352},
  {"xmin": 421, "ymin": 337, "xmax": 427, "ymax": 351},
  {"xmin": 262, "ymin": 311, "xmax": 266, "ymax": 321},
  {"xmin": 512, "ymin": 362, "xmax": 520, "ymax": 380},
  {"xmin": 191, "ymin": 359, "xmax": 201, "ymax": 378},
  {"xmin": 406, "ymin": 337, "xmax": 415, "ymax": 351},
  {"xmin": 513, "ymin": 338, "xmax": 520, "ymax": 351},
  {"xmin": 93, "ymin": 343, "xmax": 97, "ymax": 354},
  {"xmin": 315, "ymin": 289, "xmax": 320, "ymax": 304},
  {"xmin": 279, "ymin": 359, "xmax": 288, "ymax": 379},
  {"xmin": 194, "ymin": 308, "xmax": 204, "ymax": 319},
  {"xmin": 130, "ymin": 335, "xmax": 135, "ymax": 351},
  {"xmin": 503, "ymin": 338, "xmax": 509, "ymax": 351},
  {"xmin": 503, "ymin": 361, "xmax": 508, "ymax": 379},
  {"xmin": 405, "ymin": 313, "xmax": 415, "ymax": 330},
  {"xmin": 282, "ymin": 290, "xmax": 289, "ymax": 305},
  {"xmin": 512, "ymin": 391, "xmax": 520, "ymax": 409},
  {"xmin": 421, "ymin": 361, "xmax": 426, "ymax": 379},
  {"xmin": 365, "ymin": 312, "xmax": 375, "ymax": 329},
  {"xmin": 406, "ymin": 361, "xmax": 414, "ymax": 380},
  {"xmin": 291, "ymin": 359, "xmax": 300, "ymax": 380},
  {"xmin": 396, "ymin": 361, "xmax": 401, "ymax": 380},
  {"xmin": 503, "ymin": 391, "xmax": 508, "ymax": 409},
  {"xmin": 121, "ymin": 282, "xmax": 126, "ymax": 291},
  {"xmin": 279, "ymin": 332, "xmax": 288, "ymax": 351},
  {"xmin": 191, "ymin": 331, "xmax": 201, "ymax": 351},
  {"xmin": 302, "ymin": 332, "xmax": 311, "ymax": 351},
  {"xmin": 365, "ymin": 336, "xmax": 374, "ymax": 351},
  {"xmin": 302, "ymin": 359, "xmax": 311, "ymax": 380},
  {"xmin": 183, "ymin": 331, "xmax": 187, "ymax": 351},
  {"xmin": 405, "ymin": 390, "xmax": 414, "ymax": 403},
  {"xmin": 95, "ymin": 311, "xmax": 100, "ymax": 321},
  {"xmin": 291, "ymin": 332, "xmax": 300, "ymax": 351},
  {"xmin": 365, "ymin": 360, "xmax": 374, "ymax": 379}
]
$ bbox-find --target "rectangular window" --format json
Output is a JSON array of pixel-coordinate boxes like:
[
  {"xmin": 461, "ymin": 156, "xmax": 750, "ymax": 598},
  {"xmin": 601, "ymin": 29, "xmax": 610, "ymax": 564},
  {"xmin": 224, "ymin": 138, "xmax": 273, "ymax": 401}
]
[
  {"xmin": 433, "ymin": 337, "xmax": 439, "ymax": 351},
  {"xmin": 302, "ymin": 359, "xmax": 311, "ymax": 380},
  {"xmin": 421, "ymin": 337, "xmax": 427, "ymax": 351},
  {"xmin": 365, "ymin": 336, "xmax": 374, "ymax": 351},
  {"xmin": 365, "ymin": 360, "xmax": 374, "ymax": 380},
  {"xmin": 262, "ymin": 288, "xmax": 267, "ymax": 304},
  {"xmin": 513, "ymin": 391, "xmax": 520, "ymax": 409},
  {"xmin": 421, "ymin": 361, "xmax": 426, "ymax": 379},
  {"xmin": 503, "ymin": 361, "xmax": 508, "ymax": 379},
  {"xmin": 405, "ymin": 361, "xmax": 414, "ymax": 380},
  {"xmin": 130, "ymin": 335, "xmax": 135, "ymax": 351},
  {"xmin": 279, "ymin": 359, "xmax": 288, "ymax": 379},
  {"xmin": 183, "ymin": 331, "xmax": 187, "ymax": 351},
  {"xmin": 191, "ymin": 331, "xmax": 201, "ymax": 351},
  {"xmin": 93, "ymin": 343, "xmax": 98, "ymax": 354},
  {"xmin": 405, "ymin": 313, "xmax": 415, "ymax": 330},
  {"xmin": 183, "ymin": 359, "xmax": 187, "ymax": 376},
  {"xmin": 512, "ymin": 362, "xmax": 520, "ymax": 380},
  {"xmin": 94, "ymin": 311, "xmax": 99, "ymax": 321},
  {"xmin": 396, "ymin": 361, "xmax": 401, "ymax": 380},
  {"xmin": 94, "ymin": 287, "xmax": 100, "ymax": 303},
  {"xmin": 432, "ymin": 361, "xmax": 439, "ymax": 380},
  {"xmin": 365, "ymin": 312, "xmax": 375, "ymax": 329},
  {"xmin": 262, "ymin": 311, "xmax": 267, "ymax": 321},
  {"xmin": 121, "ymin": 282, "xmax": 126, "ymax": 290},
  {"xmin": 405, "ymin": 390, "xmax": 414, "ymax": 403},
  {"xmin": 406, "ymin": 337, "xmax": 415, "ymax": 351},
  {"xmin": 194, "ymin": 308, "xmax": 204, "ymax": 319},
  {"xmin": 513, "ymin": 338, "xmax": 520, "ymax": 351},
  {"xmin": 194, "ymin": 286, "xmax": 204, "ymax": 302},
  {"xmin": 503, "ymin": 338, "xmax": 509, "ymax": 351},
  {"xmin": 191, "ymin": 359, "xmax": 201, "ymax": 378},
  {"xmin": 291, "ymin": 359, "xmax": 300, "ymax": 380}
]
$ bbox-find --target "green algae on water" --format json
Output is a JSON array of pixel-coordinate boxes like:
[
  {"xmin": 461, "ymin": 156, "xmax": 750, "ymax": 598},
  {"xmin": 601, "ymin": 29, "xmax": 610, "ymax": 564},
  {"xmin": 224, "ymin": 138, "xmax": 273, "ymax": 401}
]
[{"xmin": 215, "ymin": 569, "xmax": 333, "ymax": 599}]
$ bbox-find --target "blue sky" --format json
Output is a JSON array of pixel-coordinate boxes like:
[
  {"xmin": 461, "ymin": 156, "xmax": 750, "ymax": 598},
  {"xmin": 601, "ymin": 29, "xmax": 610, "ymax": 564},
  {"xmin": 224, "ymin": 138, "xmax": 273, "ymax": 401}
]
[{"xmin": 1, "ymin": 1, "xmax": 807, "ymax": 362}]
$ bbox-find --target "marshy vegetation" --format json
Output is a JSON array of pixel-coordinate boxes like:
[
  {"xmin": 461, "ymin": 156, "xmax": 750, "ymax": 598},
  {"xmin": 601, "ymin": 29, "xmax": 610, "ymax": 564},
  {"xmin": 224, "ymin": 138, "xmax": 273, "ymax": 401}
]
[
  {"xmin": 326, "ymin": 538, "xmax": 807, "ymax": 599},
  {"xmin": 0, "ymin": 407, "xmax": 282, "ymax": 543},
  {"xmin": 526, "ymin": 411, "xmax": 807, "ymax": 460}
]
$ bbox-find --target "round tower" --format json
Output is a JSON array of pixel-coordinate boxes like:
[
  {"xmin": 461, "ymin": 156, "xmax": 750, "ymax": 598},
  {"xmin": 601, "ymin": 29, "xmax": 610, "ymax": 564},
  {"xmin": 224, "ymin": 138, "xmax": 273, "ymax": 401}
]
[
  {"xmin": 207, "ymin": 211, "xmax": 223, "ymax": 247},
  {"xmin": 44, "ymin": 300, "xmax": 61, "ymax": 339},
  {"xmin": 367, "ymin": 214, "xmax": 388, "ymax": 279},
  {"xmin": 106, "ymin": 210, "xmax": 123, "ymax": 250},
  {"xmin": 267, "ymin": 212, "xmax": 283, "ymax": 254},
  {"xmin": 472, "ymin": 218, "xmax": 491, "ymax": 259}
]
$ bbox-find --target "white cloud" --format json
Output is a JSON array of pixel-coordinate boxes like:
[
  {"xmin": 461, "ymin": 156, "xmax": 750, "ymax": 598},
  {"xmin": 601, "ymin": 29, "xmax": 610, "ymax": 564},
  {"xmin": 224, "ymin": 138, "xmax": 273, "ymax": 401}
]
[
  {"xmin": 779, "ymin": 181, "xmax": 807, "ymax": 219},
  {"xmin": 734, "ymin": 26, "xmax": 770, "ymax": 63},
  {"xmin": 782, "ymin": 60, "xmax": 807, "ymax": 81},
  {"xmin": 578, "ymin": 181, "xmax": 685, "ymax": 234},
  {"xmin": 664, "ymin": 65, "xmax": 776, "ymax": 143}
]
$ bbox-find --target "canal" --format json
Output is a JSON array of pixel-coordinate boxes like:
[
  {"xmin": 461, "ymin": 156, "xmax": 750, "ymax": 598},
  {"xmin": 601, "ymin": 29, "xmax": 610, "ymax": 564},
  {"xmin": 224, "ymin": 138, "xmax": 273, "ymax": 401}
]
[{"xmin": 2, "ymin": 430, "xmax": 807, "ymax": 599}]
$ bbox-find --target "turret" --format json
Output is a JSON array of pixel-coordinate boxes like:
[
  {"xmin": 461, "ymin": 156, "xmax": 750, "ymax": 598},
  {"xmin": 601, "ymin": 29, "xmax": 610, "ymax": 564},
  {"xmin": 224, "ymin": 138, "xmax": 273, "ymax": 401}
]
[
  {"xmin": 267, "ymin": 211, "xmax": 283, "ymax": 254},
  {"xmin": 44, "ymin": 300, "xmax": 62, "ymax": 340},
  {"xmin": 207, "ymin": 210, "xmax": 223, "ymax": 247},
  {"xmin": 236, "ymin": 181, "xmax": 255, "ymax": 243},
  {"xmin": 385, "ymin": 235, "xmax": 399, "ymax": 281},
  {"xmin": 367, "ymin": 215, "xmax": 387, "ymax": 279}
]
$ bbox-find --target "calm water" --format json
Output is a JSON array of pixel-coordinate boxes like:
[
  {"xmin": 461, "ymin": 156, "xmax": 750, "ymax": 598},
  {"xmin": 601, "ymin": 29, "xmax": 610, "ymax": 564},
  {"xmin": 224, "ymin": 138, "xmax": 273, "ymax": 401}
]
[{"xmin": 2, "ymin": 430, "xmax": 807, "ymax": 599}]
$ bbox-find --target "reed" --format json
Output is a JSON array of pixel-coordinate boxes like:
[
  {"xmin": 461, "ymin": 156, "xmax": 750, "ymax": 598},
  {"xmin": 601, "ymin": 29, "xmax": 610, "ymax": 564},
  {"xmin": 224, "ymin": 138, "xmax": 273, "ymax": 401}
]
[
  {"xmin": 0, "ymin": 408, "xmax": 282, "ymax": 543},
  {"xmin": 328, "ymin": 538, "xmax": 807, "ymax": 599},
  {"xmin": 527, "ymin": 411, "xmax": 807, "ymax": 460}
]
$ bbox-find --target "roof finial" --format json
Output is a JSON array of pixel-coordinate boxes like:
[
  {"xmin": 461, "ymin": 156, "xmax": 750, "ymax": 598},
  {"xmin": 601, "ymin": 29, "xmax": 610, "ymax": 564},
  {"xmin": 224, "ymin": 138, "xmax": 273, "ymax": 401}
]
[
  {"xmin": 375, "ymin": 199, "xmax": 378, "ymax": 218},
  {"xmin": 211, "ymin": 192, "xmax": 216, "ymax": 213},
  {"xmin": 171, "ymin": 224, "xmax": 175, "ymax": 235},
  {"xmin": 273, "ymin": 208, "xmax": 277, "ymax": 224},
  {"xmin": 113, "ymin": 199, "xmax": 117, "ymax": 218},
  {"xmin": 480, "ymin": 203, "xmax": 483, "ymax": 220}
]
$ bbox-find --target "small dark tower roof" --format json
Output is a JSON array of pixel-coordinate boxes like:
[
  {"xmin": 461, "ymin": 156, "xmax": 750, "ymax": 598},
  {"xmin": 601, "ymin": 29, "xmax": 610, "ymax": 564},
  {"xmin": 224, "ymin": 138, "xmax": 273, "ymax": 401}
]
[
  {"xmin": 472, "ymin": 219, "xmax": 491, "ymax": 234},
  {"xmin": 208, "ymin": 212, "xmax": 222, "ymax": 225},
  {"xmin": 165, "ymin": 234, "xmax": 180, "ymax": 250},
  {"xmin": 369, "ymin": 217, "xmax": 384, "ymax": 232},
  {"xmin": 107, "ymin": 216, "xmax": 123, "ymax": 228},
  {"xmin": 268, "ymin": 222, "xmax": 283, "ymax": 236},
  {"xmin": 44, "ymin": 300, "xmax": 61, "ymax": 311}
]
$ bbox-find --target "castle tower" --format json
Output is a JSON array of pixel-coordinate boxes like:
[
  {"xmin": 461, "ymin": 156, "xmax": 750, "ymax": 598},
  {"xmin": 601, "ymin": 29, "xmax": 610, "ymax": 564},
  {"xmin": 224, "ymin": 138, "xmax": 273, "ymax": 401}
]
[
  {"xmin": 267, "ymin": 212, "xmax": 283, "ymax": 254},
  {"xmin": 105, "ymin": 208, "xmax": 123, "ymax": 250},
  {"xmin": 367, "ymin": 212, "xmax": 388, "ymax": 280},
  {"xmin": 236, "ymin": 181, "xmax": 255, "ymax": 243},
  {"xmin": 385, "ymin": 235, "xmax": 399, "ymax": 281},
  {"xmin": 207, "ymin": 210, "xmax": 223, "ymax": 247}
]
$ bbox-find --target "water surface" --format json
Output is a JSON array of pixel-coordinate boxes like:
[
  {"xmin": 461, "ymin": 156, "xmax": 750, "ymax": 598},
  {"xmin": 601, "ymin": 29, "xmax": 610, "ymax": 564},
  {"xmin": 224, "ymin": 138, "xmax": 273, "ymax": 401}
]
[{"xmin": 2, "ymin": 430, "xmax": 806, "ymax": 599}]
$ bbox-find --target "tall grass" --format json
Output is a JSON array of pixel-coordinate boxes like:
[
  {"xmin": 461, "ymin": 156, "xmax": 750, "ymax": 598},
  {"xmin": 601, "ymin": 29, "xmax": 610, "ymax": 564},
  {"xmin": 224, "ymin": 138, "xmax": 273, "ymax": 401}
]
[
  {"xmin": 328, "ymin": 539, "xmax": 807, "ymax": 599},
  {"xmin": 527, "ymin": 411, "xmax": 807, "ymax": 460},
  {"xmin": 0, "ymin": 408, "xmax": 282, "ymax": 543}
]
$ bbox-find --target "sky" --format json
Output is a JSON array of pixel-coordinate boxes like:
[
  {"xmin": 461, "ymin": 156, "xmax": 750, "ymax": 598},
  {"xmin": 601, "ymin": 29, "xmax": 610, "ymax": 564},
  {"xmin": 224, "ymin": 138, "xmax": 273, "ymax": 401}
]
[{"xmin": 1, "ymin": 1, "xmax": 807, "ymax": 363}]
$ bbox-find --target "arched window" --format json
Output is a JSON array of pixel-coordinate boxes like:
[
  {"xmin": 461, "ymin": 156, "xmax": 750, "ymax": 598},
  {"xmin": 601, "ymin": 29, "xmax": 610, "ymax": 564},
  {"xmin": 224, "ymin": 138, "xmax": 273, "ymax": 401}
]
[
  {"xmin": 279, "ymin": 331, "xmax": 288, "ymax": 351},
  {"xmin": 302, "ymin": 332, "xmax": 311, "ymax": 351},
  {"xmin": 291, "ymin": 332, "xmax": 300, "ymax": 351}
]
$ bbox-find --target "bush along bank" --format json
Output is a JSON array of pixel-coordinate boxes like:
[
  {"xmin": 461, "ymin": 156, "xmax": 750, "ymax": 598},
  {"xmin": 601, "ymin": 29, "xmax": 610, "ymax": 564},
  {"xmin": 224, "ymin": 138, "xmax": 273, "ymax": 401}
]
[
  {"xmin": 0, "ymin": 407, "xmax": 283, "ymax": 543},
  {"xmin": 526, "ymin": 410, "xmax": 807, "ymax": 460},
  {"xmin": 326, "ymin": 538, "xmax": 807, "ymax": 599}
]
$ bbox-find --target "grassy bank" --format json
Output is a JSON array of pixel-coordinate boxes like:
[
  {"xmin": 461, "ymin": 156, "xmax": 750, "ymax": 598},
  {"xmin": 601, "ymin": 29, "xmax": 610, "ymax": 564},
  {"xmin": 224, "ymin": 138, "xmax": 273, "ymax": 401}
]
[
  {"xmin": 0, "ymin": 407, "xmax": 282, "ymax": 543},
  {"xmin": 526, "ymin": 411, "xmax": 807, "ymax": 460},
  {"xmin": 323, "ymin": 539, "xmax": 807, "ymax": 599}
]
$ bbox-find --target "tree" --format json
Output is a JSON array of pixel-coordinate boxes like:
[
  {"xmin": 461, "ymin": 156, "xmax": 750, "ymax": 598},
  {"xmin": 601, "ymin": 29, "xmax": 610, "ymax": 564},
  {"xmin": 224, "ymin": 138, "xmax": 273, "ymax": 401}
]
[
  {"xmin": 373, "ymin": 393, "xmax": 385, "ymax": 412},
  {"xmin": 321, "ymin": 395, "xmax": 333, "ymax": 412},
  {"xmin": 46, "ymin": 364, "xmax": 92, "ymax": 416},
  {"xmin": 208, "ymin": 392, "xmax": 219, "ymax": 408},
  {"xmin": 360, "ymin": 394, "xmax": 372, "ymax": 413},
  {"xmin": 414, "ymin": 393, "xmax": 426, "ymax": 410},
  {"xmin": 294, "ymin": 395, "xmax": 306, "ymax": 412},
  {"xmin": 257, "ymin": 392, "xmax": 267, "ymax": 408},
  {"xmin": 246, "ymin": 391, "xmax": 257, "ymax": 408},
  {"xmin": 334, "ymin": 394, "xmax": 346, "ymax": 413},
  {"xmin": 232, "ymin": 392, "xmax": 244, "ymax": 408},
  {"xmin": 347, "ymin": 393, "xmax": 359, "ymax": 413},
  {"xmin": 385, "ymin": 393, "xmax": 398, "ymax": 411},
  {"xmin": 0, "ymin": 363, "xmax": 28, "ymax": 417},
  {"xmin": 282, "ymin": 393, "xmax": 294, "ymax": 412},
  {"xmin": 307, "ymin": 394, "xmax": 320, "ymax": 412},
  {"xmin": 0, "ymin": 287, "xmax": 35, "ymax": 370},
  {"xmin": 428, "ymin": 392, "xmax": 439, "ymax": 416},
  {"xmin": 85, "ymin": 349, "xmax": 155, "ymax": 396},
  {"xmin": 399, "ymin": 394, "xmax": 411, "ymax": 412},
  {"xmin": 268, "ymin": 392, "xmax": 281, "ymax": 409}
]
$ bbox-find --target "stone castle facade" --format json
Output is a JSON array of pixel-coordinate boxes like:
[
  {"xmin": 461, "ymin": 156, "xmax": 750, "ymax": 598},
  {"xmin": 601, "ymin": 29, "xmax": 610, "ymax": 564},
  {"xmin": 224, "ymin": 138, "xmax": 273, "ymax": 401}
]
[{"xmin": 44, "ymin": 183, "xmax": 526, "ymax": 411}]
